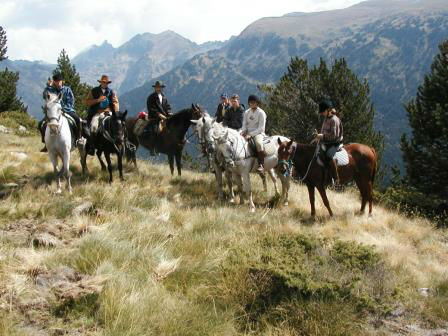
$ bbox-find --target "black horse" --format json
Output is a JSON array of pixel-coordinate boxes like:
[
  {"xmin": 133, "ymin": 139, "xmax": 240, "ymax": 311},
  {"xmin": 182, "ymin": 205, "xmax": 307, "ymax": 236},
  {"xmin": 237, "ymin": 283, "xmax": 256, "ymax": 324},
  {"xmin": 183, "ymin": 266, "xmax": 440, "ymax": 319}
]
[
  {"xmin": 81, "ymin": 110, "xmax": 128, "ymax": 183},
  {"xmin": 126, "ymin": 104, "xmax": 203, "ymax": 176}
]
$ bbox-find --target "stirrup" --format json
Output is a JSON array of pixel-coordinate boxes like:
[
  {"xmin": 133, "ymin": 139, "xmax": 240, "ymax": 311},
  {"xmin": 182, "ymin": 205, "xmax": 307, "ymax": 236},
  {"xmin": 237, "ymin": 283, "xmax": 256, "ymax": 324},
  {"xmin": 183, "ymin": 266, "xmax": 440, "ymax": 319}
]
[{"xmin": 76, "ymin": 137, "xmax": 86, "ymax": 147}]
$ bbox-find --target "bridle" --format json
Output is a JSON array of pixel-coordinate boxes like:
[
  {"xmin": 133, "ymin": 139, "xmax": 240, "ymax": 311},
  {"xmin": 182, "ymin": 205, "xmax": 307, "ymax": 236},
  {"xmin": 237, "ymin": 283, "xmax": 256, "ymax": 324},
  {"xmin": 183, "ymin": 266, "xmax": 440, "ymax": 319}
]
[
  {"xmin": 46, "ymin": 101, "xmax": 63, "ymax": 135},
  {"xmin": 278, "ymin": 142, "xmax": 319, "ymax": 181}
]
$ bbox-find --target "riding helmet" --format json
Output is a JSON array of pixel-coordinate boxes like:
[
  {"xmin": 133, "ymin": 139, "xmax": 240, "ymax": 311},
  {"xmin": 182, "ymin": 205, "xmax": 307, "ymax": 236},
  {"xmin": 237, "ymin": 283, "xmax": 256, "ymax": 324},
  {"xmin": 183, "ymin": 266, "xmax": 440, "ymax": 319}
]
[
  {"xmin": 319, "ymin": 99, "xmax": 333, "ymax": 113},
  {"xmin": 248, "ymin": 94, "xmax": 260, "ymax": 104},
  {"xmin": 52, "ymin": 72, "xmax": 64, "ymax": 81}
]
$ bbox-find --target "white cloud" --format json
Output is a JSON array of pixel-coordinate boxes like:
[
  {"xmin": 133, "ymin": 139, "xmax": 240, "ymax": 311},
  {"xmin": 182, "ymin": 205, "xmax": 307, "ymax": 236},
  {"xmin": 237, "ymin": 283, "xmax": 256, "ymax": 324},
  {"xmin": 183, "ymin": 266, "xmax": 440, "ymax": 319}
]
[{"xmin": 2, "ymin": 0, "xmax": 364, "ymax": 63}]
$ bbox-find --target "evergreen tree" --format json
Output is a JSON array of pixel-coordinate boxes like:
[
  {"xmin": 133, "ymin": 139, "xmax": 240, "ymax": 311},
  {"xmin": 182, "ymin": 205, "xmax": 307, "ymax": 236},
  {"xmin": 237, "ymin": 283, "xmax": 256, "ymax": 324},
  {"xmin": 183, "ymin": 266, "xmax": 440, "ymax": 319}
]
[
  {"xmin": 262, "ymin": 57, "xmax": 384, "ymax": 155},
  {"xmin": 401, "ymin": 40, "xmax": 448, "ymax": 198},
  {"xmin": 0, "ymin": 26, "xmax": 7, "ymax": 61},
  {"xmin": 53, "ymin": 49, "xmax": 91, "ymax": 117},
  {"xmin": 0, "ymin": 27, "xmax": 26, "ymax": 113}
]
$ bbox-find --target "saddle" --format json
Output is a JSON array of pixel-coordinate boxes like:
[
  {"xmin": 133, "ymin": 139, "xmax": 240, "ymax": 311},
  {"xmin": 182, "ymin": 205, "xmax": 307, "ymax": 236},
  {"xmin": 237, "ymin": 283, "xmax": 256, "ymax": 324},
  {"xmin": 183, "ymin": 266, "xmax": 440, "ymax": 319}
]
[
  {"xmin": 317, "ymin": 144, "xmax": 350, "ymax": 167},
  {"xmin": 248, "ymin": 135, "xmax": 277, "ymax": 157}
]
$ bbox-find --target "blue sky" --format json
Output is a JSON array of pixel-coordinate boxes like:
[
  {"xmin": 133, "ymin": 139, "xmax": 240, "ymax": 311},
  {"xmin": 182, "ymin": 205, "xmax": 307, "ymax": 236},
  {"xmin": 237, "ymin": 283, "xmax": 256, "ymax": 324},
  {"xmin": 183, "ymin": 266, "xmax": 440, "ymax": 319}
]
[{"xmin": 1, "ymin": 0, "xmax": 364, "ymax": 63}]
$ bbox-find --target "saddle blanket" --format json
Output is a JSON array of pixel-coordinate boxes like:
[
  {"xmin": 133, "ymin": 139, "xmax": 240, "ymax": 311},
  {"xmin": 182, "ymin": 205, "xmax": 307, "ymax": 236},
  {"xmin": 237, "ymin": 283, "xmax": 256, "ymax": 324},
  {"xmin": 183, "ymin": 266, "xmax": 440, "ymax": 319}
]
[
  {"xmin": 317, "ymin": 144, "xmax": 350, "ymax": 167},
  {"xmin": 261, "ymin": 136, "xmax": 278, "ymax": 156}
]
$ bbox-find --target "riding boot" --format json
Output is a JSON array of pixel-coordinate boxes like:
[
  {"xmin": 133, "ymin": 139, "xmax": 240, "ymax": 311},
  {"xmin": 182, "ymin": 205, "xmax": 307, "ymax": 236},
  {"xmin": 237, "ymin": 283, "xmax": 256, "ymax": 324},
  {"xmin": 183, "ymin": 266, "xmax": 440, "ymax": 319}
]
[
  {"xmin": 256, "ymin": 151, "xmax": 265, "ymax": 174},
  {"xmin": 329, "ymin": 159, "xmax": 339, "ymax": 185},
  {"xmin": 39, "ymin": 123, "xmax": 47, "ymax": 152}
]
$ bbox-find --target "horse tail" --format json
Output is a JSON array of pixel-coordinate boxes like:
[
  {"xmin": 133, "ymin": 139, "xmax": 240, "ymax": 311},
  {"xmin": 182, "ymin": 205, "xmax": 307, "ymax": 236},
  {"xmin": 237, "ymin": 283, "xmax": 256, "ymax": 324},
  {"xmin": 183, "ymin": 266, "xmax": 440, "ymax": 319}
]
[{"xmin": 370, "ymin": 147, "xmax": 377, "ymax": 184}]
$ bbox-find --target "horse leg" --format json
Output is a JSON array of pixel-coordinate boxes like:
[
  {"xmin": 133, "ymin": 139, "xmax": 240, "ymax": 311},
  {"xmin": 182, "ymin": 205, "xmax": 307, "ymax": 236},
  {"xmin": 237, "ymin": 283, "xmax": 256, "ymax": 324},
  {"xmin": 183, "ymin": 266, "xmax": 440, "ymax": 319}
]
[
  {"xmin": 307, "ymin": 184, "xmax": 316, "ymax": 217},
  {"xmin": 214, "ymin": 162, "xmax": 225, "ymax": 200},
  {"xmin": 175, "ymin": 152, "xmax": 182, "ymax": 176},
  {"xmin": 317, "ymin": 184, "xmax": 333, "ymax": 217},
  {"xmin": 79, "ymin": 146, "xmax": 88, "ymax": 176},
  {"xmin": 279, "ymin": 174, "xmax": 290, "ymax": 206},
  {"xmin": 97, "ymin": 150, "xmax": 107, "ymax": 172},
  {"xmin": 118, "ymin": 153, "xmax": 124, "ymax": 182},
  {"xmin": 354, "ymin": 177, "xmax": 368, "ymax": 216},
  {"xmin": 368, "ymin": 180, "xmax": 374, "ymax": 218},
  {"xmin": 49, "ymin": 151, "xmax": 62, "ymax": 194},
  {"xmin": 242, "ymin": 173, "xmax": 255, "ymax": 212},
  {"xmin": 225, "ymin": 170, "xmax": 235, "ymax": 203},
  {"xmin": 63, "ymin": 148, "xmax": 72, "ymax": 194},
  {"xmin": 268, "ymin": 168, "xmax": 279, "ymax": 196},
  {"xmin": 259, "ymin": 173, "xmax": 268, "ymax": 192},
  {"xmin": 168, "ymin": 154, "xmax": 175, "ymax": 176},
  {"xmin": 105, "ymin": 151, "xmax": 113, "ymax": 183}
]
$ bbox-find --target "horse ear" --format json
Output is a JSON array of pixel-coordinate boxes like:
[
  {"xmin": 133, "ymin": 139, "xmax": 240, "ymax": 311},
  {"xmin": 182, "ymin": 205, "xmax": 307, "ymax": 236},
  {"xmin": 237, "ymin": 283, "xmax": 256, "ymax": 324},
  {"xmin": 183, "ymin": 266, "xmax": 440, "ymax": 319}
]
[
  {"xmin": 46, "ymin": 93, "xmax": 50, "ymax": 101},
  {"xmin": 123, "ymin": 110, "xmax": 128, "ymax": 119},
  {"xmin": 190, "ymin": 120, "xmax": 198, "ymax": 124},
  {"xmin": 224, "ymin": 130, "xmax": 229, "ymax": 140},
  {"xmin": 287, "ymin": 140, "xmax": 294, "ymax": 148},
  {"xmin": 191, "ymin": 104, "xmax": 196, "ymax": 111},
  {"xmin": 57, "ymin": 92, "xmax": 63, "ymax": 101},
  {"xmin": 277, "ymin": 138, "xmax": 282, "ymax": 146},
  {"xmin": 202, "ymin": 117, "xmax": 206, "ymax": 123}
]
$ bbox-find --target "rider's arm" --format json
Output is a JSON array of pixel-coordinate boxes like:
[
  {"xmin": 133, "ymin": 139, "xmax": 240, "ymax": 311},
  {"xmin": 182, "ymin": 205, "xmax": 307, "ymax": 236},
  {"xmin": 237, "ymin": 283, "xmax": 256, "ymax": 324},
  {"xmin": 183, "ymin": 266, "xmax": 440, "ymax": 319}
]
[
  {"xmin": 248, "ymin": 110, "xmax": 266, "ymax": 137},
  {"xmin": 235, "ymin": 108, "xmax": 244, "ymax": 130},
  {"xmin": 111, "ymin": 92, "xmax": 119, "ymax": 112},
  {"xmin": 64, "ymin": 87, "xmax": 76, "ymax": 113},
  {"xmin": 85, "ymin": 91, "xmax": 98, "ymax": 107}
]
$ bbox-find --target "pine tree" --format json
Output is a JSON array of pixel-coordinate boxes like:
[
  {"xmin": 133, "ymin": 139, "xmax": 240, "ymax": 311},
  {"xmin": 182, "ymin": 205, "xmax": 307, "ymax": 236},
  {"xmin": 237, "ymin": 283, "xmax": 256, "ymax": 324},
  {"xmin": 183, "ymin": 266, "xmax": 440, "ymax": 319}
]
[
  {"xmin": 401, "ymin": 40, "xmax": 448, "ymax": 198},
  {"xmin": 262, "ymin": 57, "xmax": 384, "ymax": 155},
  {"xmin": 0, "ymin": 26, "xmax": 7, "ymax": 61},
  {"xmin": 0, "ymin": 27, "xmax": 26, "ymax": 113},
  {"xmin": 53, "ymin": 49, "xmax": 91, "ymax": 118}
]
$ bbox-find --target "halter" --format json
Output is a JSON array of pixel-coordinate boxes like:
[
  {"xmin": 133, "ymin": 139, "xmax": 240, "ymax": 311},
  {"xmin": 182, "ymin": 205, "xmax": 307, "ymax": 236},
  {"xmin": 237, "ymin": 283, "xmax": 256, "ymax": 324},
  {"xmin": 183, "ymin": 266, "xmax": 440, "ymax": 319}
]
[
  {"xmin": 101, "ymin": 116, "xmax": 125, "ymax": 155},
  {"xmin": 46, "ymin": 101, "xmax": 64, "ymax": 135},
  {"xmin": 279, "ymin": 142, "xmax": 319, "ymax": 182},
  {"xmin": 219, "ymin": 132, "xmax": 249, "ymax": 166}
]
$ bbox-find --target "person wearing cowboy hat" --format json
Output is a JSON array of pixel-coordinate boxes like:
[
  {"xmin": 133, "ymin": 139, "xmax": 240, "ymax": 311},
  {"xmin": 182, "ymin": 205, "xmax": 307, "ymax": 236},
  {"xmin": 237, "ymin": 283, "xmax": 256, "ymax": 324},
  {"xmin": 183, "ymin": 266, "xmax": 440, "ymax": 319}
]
[
  {"xmin": 39, "ymin": 72, "xmax": 80, "ymax": 152},
  {"xmin": 85, "ymin": 75, "xmax": 120, "ymax": 154},
  {"xmin": 144, "ymin": 80, "xmax": 172, "ymax": 155}
]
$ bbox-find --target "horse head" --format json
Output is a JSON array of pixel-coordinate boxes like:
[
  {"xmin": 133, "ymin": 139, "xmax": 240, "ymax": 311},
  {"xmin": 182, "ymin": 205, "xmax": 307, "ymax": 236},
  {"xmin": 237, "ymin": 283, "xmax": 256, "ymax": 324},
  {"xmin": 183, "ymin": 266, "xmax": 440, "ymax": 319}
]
[
  {"xmin": 277, "ymin": 139, "xmax": 295, "ymax": 176},
  {"xmin": 215, "ymin": 130, "xmax": 237, "ymax": 168},
  {"xmin": 110, "ymin": 110, "xmax": 128, "ymax": 148},
  {"xmin": 45, "ymin": 92, "xmax": 63, "ymax": 135},
  {"xmin": 191, "ymin": 103, "xmax": 204, "ymax": 120}
]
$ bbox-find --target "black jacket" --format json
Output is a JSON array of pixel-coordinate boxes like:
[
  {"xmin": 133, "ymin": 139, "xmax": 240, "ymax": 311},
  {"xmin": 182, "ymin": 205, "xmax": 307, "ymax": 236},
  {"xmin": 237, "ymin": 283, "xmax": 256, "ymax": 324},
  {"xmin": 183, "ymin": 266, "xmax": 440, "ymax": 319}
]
[
  {"xmin": 216, "ymin": 103, "xmax": 229, "ymax": 123},
  {"xmin": 146, "ymin": 92, "xmax": 172, "ymax": 119},
  {"xmin": 223, "ymin": 106, "xmax": 244, "ymax": 130}
]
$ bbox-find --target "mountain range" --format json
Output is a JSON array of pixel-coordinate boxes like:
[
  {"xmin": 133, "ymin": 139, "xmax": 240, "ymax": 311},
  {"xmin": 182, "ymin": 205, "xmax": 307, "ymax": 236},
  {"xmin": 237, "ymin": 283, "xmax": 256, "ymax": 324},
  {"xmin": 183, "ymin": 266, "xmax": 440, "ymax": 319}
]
[{"xmin": 2, "ymin": 0, "xmax": 448, "ymax": 170}]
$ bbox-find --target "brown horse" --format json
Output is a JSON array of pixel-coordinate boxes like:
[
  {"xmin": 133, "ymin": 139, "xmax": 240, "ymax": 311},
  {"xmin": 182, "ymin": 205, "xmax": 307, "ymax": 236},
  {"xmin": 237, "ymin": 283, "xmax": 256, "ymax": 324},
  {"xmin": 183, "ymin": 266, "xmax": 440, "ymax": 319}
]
[
  {"xmin": 277, "ymin": 139, "xmax": 377, "ymax": 217},
  {"xmin": 125, "ymin": 104, "xmax": 203, "ymax": 176}
]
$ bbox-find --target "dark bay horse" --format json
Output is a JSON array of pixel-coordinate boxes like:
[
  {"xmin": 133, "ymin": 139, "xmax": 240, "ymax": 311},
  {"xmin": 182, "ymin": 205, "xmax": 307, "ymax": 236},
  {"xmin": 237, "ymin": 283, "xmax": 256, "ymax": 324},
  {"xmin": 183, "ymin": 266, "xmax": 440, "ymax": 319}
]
[
  {"xmin": 81, "ymin": 111, "xmax": 128, "ymax": 183},
  {"xmin": 277, "ymin": 140, "xmax": 377, "ymax": 217},
  {"xmin": 126, "ymin": 104, "xmax": 203, "ymax": 176}
]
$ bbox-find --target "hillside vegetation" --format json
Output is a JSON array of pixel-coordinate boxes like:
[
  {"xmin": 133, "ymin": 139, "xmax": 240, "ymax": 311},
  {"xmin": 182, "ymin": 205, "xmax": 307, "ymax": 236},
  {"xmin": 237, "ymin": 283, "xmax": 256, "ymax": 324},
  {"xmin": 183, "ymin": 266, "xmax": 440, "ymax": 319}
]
[{"xmin": 0, "ymin": 129, "xmax": 447, "ymax": 335}]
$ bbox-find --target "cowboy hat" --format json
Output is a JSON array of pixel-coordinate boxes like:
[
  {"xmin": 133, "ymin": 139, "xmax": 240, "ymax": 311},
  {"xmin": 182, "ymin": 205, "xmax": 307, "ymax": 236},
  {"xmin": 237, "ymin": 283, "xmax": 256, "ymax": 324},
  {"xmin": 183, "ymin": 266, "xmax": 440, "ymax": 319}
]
[
  {"xmin": 152, "ymin": 80, "xmax": 166, "ymax": 88},
  {"xmin": 97, "ymin": 75, "xmax": 112, "ymax": 84}
]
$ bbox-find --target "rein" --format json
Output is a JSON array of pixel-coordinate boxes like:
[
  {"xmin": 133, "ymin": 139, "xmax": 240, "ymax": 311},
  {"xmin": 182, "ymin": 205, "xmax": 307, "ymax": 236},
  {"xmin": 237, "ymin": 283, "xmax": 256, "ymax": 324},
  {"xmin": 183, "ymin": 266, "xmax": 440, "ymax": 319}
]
[
  {"xmin": 101, "ymin": 117, "xmax": 125, "ymax": 155},
  {"xmin": 283, "ymin": 142, "xmax": 320, "ymax": 182}
]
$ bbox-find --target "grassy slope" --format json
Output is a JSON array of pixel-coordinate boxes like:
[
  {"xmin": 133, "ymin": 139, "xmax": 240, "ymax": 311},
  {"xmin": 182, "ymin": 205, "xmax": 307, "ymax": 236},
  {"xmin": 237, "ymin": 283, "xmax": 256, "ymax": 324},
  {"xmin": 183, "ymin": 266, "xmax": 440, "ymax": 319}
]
[{"xmin": 0, "ymin": 131, "xmax": 447, "ymax": 335}]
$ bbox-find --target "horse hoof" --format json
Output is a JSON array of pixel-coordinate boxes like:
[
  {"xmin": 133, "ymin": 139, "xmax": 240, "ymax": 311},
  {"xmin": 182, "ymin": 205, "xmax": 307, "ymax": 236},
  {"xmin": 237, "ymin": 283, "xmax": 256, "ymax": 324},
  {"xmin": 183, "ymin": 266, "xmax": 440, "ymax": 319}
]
[
  {"xmin": 55, "ymin": 189, "xmax": 62, "ymax": 195},
  {"xmin": 284, "ymin": 201, "xmax": 289, "ymax": 206},
  {"xmin": 229, "ymin": 198, "xmax": 235, "ymax": 204},
  {"xmin": 250, "ymin": 208, "xmax": 256, "ymax": 213}
]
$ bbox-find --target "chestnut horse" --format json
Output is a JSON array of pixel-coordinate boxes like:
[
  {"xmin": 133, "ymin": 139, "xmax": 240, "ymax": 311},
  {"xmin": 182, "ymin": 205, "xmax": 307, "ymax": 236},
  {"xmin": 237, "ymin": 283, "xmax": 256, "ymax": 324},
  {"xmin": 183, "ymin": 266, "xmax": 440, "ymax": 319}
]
[{"xmin": 277, "ymin": 139, "xmax": 377, "ymax": 217}]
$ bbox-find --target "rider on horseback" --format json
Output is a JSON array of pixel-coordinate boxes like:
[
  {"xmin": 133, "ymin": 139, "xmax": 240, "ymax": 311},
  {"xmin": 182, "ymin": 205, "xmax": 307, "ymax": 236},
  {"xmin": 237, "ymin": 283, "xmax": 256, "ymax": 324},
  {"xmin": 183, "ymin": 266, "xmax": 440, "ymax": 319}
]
[
  {"xmin": 315, "ymin": 99, "xmax": 343, "ymax": 185},
  {"xmin": 223, "ymin": 94, "xmax": 244, "ymax": 130},
  {"xmin": 85, "ymin": 75, "xmax": 120, "ymax": 155},
  {"xmin": 145, "ymin": 80, "xmax": 172, "ymax": 156},
  {"xmin": 215, "ymin": 93, "xmax": 229, "ymax": 123},
  {"xmin": 39, "ymin": 72, "xmax": 81, "ymax": 152},
  {"xmin": 241, "ymin": 95, "xmax": 266, "ymax": 174}
]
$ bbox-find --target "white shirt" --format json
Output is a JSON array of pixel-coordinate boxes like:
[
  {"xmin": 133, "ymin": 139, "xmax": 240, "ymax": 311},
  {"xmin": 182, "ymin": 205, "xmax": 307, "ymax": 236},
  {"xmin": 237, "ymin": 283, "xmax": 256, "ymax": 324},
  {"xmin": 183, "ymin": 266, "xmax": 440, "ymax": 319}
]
[
  {"xmin": 242, "ymin": 107, "xmax": 266, "ymax": 137},
  {"xmin": 158, "ymin": 93, "xmax": 163, "ymax": 104}
]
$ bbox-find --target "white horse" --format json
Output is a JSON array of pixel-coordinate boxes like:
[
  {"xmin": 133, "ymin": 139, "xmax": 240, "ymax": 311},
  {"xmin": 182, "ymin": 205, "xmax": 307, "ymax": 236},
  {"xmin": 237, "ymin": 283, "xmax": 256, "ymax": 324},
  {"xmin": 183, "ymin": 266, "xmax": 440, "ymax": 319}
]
[
  {"xmin": 192, "ymin": 115, "xmax": 237, "ymax": 201},
  {"xmin": 44, "ymin": 92, "xmax": 73, "ymax": 194},
  {"xmin": 193, "ymin": 116, "xmax": 291, "ymax": 211}
]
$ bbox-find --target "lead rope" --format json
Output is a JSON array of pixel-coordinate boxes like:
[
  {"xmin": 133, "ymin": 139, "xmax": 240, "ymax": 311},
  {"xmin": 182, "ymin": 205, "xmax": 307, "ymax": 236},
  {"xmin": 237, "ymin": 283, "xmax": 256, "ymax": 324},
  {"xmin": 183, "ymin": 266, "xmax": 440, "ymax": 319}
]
[{"xmin": 283, "ymin": 141, "xmax": 320, "ymax": 182}]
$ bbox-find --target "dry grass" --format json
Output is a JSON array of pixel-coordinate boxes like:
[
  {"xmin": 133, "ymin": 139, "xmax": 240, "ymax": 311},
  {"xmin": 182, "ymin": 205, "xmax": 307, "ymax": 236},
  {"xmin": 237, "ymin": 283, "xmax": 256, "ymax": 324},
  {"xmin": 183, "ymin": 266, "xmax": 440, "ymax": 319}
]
[{"xmin": 0, "ymin": 132, "xmax": 447, "ymax": 335}]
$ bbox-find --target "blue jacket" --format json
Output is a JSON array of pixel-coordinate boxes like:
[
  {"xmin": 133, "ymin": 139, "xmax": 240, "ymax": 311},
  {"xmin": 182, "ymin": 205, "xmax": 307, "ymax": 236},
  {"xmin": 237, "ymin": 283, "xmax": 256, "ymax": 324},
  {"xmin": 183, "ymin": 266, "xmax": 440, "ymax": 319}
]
[{"xmin": 43, "ymin": 85, "xmax": 75, "ymax": 114}]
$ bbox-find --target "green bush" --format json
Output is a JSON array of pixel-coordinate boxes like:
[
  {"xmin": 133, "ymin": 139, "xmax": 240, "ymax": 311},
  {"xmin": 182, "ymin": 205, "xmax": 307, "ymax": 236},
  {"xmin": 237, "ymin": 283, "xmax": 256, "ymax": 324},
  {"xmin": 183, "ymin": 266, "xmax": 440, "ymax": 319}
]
[
  {"xmin": 379, "ymin": 185, "xmax": 448, "ymax": 227},
  {"xmin": 0, "ymin": 110, "xmax": 38, "ymax": 134},
  {"xmin": 221, "ymin": 234, "xmax": 398, "ymax": 335}
]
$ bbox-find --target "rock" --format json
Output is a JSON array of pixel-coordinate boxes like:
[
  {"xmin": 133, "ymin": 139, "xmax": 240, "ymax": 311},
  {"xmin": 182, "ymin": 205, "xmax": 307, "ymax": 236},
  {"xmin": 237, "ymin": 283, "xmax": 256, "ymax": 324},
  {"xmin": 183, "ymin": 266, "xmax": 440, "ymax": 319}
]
[
  {"xmin": 389, "ymin": 306, "xmax": 406, "ymax": 318},
  {"xmin": 418, "ymin": 288, "xmax": 430, "ymax": 297},
  {"xmin": 10, "ymin": 151, "xmax": 28, "ymax": 161},
  {"xmin": 18, "ymin": 125, "xmax": 27, "ymax": 133},
  {"xmin": 0, "ymin": 125, "xmax": 9, "ymax": 133},
  {"xmin": 32, "ymin": 233, "xmax": 62, "ymax": 248},
  {"xmin": 72, "ymin": 201, "xmax": 93, "ymax": 217},
  {"xmin": 2, "ymin": 183, "xmax": 19, "ymax": 188}
]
